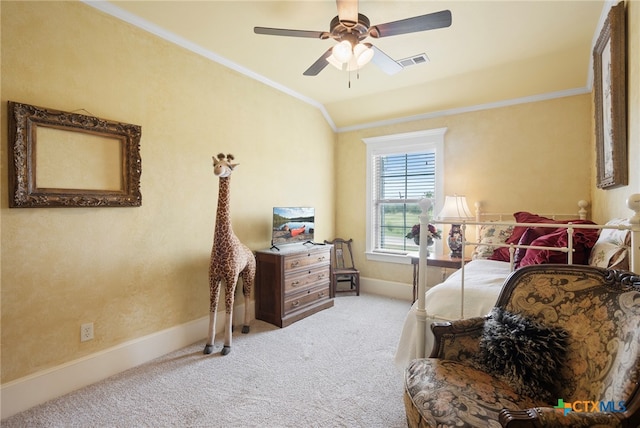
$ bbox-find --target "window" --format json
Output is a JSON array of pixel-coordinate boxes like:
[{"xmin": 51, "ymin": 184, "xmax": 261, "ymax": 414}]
[{"xmin": 363, "ymin": 128, "xmax": 446, "ymax": 264}]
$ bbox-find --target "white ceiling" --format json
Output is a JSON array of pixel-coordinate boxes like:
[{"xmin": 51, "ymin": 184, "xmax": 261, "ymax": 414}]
[{"xmin": 93, "ymin": 1, "xmax": 607, "ymax": 130}]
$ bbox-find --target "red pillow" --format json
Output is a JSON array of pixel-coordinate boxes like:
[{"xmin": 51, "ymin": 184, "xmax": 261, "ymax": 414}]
[
  {"xmin": 489, "ymin": 212, "xmax": 555, "ymax": 262},
  {"xmin": 518, "ymin": 224, "xmax": 600, "ymax": 267},
  {"xmin": 518, "ymin": 230, "xmax": 566, "ymax": 267},
  {"xmin": 513, "ymin": 227, "xmax": 547, "ymax": 266}
]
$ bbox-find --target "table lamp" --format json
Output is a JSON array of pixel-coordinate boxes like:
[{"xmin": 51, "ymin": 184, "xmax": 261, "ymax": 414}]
[{"xmin": 437, "ymin": 195, "xmax": 473, "ymax": 257}]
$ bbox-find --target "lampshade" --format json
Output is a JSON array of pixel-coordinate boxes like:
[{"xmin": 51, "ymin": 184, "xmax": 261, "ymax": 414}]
[
  {"xmin": 353, "ymin": 43, "xmax": 374, "ymax": 66},
  {"xmin": 332, "ymin": 40, "xmax": 353, "ymax": 63},
  {"xmin": 437, "ymin": 195, "xmax": 473, "ymax": 222},
  {"xmin": 326, "ymin": 54, "xmax": 344, "ymax": 70}
]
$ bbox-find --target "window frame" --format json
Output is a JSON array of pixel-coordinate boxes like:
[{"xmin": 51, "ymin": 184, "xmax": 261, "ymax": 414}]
[{"xmin": 363, "ymin": 128, "xmax": 446, "ymax": 264}]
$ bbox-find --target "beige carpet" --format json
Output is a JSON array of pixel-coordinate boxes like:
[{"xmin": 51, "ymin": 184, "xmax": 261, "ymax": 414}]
[{"xmin": 2, "ymin": 293, "xmax": 411, "ymax": 427}]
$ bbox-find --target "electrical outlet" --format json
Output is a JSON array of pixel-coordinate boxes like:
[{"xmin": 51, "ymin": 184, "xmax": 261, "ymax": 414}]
[{"xmin": 80, "ymin": 322, "xmax": 94, "ymax": 342}]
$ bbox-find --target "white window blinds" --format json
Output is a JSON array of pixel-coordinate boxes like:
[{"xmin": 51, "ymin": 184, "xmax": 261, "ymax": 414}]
[{"xmin": 373, "ymin": 151, "xmax": 436, "ymax": 252}]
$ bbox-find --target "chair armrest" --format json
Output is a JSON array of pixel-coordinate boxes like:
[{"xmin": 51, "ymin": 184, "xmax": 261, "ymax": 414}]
[
  {"xmin": 429, "ymin": 316, "xmax": 487, "ymax": 361},
  {"xmin": 499, "ymin": 406, "xmax": 624, "ymax": 427}
]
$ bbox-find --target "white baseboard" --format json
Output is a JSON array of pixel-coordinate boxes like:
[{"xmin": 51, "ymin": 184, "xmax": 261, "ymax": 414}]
[
  {"xmin": 360, "ymin": 277, "xmax": 412, "ymax": 301},
  {"xmin": 1, "ymin": 302, "xmax": 253, "ymax": 420},
  {"xmin": 0, "ymin": 283, "xmax": 408, "ymax": 420}
]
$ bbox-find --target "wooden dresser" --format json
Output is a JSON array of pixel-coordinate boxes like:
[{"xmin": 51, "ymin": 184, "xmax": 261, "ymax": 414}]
[{"xmin": 255, "ymin": 244, "xmax": 333, "ymax": 328}]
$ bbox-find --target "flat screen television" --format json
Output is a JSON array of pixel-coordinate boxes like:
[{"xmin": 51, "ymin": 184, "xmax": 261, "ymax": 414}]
[{"xmin": 271, "ymin": 207, "xmax": 315, "ymax": 248}]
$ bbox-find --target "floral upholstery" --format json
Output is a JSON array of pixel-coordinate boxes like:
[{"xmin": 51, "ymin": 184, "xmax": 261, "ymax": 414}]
[
  {"xmin": 404, "ymin": 264, "xmax": 640, "ymax": 427},
  {"xmin": 405, "ymin": 359, "xmax": 540, "ymax": 427},
  {"xmin": 472, "ymin": 222, "xmax": 514, "ymax": 260},
  {"xmin": 588, "ymin": 218, "xmax": 631, "ymax": 270}
]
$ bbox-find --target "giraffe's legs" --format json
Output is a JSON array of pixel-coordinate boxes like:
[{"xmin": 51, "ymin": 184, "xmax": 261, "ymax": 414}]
[
  {"xmin": 240, "ymin": 261, "xmax": 254, "ymax": 335},
  {"xmin": 220, "ymin": 274, "xmax": 239, "ymax": 356},
  {"xmin": 206, "ymin": 254, "xmax": 255, "ymax": 355},
  {"xmin": 221, "ymin": 311, "xmax": 233, "ymax": 355},
  {"xmin": 203, "ymin": 280, "xmax": 221, "ymax": 355},
  {"xmin": 203, "ymin": 311, "xmax": 217, "ymax": 355},
  {"xmin": 240, "ymin": 304, "xmax": 250, "ymax": 335}
]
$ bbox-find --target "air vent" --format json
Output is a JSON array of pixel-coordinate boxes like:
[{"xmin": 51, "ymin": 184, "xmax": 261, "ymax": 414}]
[{"xmin": 397, "ymin": 53, "xmax": 430, "ymax": 68}]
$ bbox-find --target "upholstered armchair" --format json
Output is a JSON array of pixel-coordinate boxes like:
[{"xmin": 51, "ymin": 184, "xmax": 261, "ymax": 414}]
[{"xmin": 404, "ymin": 264, "xmax": 640, "ymax": 427}]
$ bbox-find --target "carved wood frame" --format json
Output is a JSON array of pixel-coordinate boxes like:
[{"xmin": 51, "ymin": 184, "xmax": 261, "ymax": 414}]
[
  {"xmin": 7, "ymin": 101, "xmax": 142, "ymax": 208},
  {"xmin": 593, "ymin": 2, "xmax": 627, "ymax": 189}
]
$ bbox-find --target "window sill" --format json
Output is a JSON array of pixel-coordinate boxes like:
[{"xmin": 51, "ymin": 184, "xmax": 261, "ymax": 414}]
[{"xmin": 365, "ymin": 251, "xmax": 414, "ymax": 265}]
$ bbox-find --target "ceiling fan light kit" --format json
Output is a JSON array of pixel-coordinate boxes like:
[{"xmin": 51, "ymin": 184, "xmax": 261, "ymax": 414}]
[
  {"xmin": 327, "ymin": 40, "xmax": 374, "ymax": 71},
  {"xmin": 254, "ymin": 0, "xmax": 452, "ymax": 78}
]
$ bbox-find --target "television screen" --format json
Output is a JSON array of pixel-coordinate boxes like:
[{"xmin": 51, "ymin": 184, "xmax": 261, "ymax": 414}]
[{"xmin": 271, "ymin": 207, "xmax": 315, "ymax": 247}]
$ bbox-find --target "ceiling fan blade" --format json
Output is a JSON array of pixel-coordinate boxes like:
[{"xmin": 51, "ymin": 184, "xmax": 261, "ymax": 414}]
[
  {"xmin": 254, "ymin": 27, "xmax": 329, "ymax": 39},
  {"xmin": 303, "ymin": 48, "xmax": 334, "ymax": 76},
  {"xmin": 336, "ymin": 0, "xmax": 358, "ymax": 26},
  {"xmin": 370, "ymin": 45, "xmax": 403, "ymax": 75},
  {"xmin": 369, "ymin": 10, "xmax": 452, "ymax": 38}
]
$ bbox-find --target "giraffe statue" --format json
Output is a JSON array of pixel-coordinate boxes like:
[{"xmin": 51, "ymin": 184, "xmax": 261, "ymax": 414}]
[{"xmin": 203, "ymin": 153, "xmax": 256, "ymax": 356}]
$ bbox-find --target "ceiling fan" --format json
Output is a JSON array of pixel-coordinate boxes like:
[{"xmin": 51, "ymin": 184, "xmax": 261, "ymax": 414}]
[{"xmin": 254, "ymin": 0, "xmax": 452, "ymax": 76}]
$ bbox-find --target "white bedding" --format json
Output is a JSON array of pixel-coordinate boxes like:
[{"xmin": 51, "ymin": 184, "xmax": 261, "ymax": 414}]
[{"xmin": 394, "ymin": 259, "xmax": 512, "ymax": 368}]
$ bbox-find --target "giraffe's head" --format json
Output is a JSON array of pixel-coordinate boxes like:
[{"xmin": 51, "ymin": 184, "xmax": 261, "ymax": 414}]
[{"xmin": 212, "ymin": 153, "xmax": 239, "ymax": 178}]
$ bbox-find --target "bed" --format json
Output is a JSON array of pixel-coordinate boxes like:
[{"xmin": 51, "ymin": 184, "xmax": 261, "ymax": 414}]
[{"xmin": 395, "ymin": 194, "xmax": 640, "ymax": 368}]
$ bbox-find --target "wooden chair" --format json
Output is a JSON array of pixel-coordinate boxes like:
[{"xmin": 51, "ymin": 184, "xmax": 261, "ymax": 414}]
[{"xmin": 324, "ymin": 238, "xmax": 360, "ymax": 296}]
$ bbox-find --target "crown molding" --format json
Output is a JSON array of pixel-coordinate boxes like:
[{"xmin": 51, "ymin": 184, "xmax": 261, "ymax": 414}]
[
  {"xmin": 82, "ymin": 1, "xmax": 594, "ymax": 135},
  {"xmin": 336, "ymin": 87, "xmax": 590, "ymax": 133}
]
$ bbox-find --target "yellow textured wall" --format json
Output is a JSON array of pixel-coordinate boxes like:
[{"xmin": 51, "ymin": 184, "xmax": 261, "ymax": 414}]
[
  {"xmin": 3, "ymin": 0, "xmax": 638, "ymax": 388},
  {"xmin": 1, "ymin": 1, "xmax": 335, "ymax": 383},
  {"xmin": 336, "ymin": 95, "xmax": 593, "ymax": 286},
  {"xmin": 592, "ymin": 1, "xmax": 640, "ymax": 222}
]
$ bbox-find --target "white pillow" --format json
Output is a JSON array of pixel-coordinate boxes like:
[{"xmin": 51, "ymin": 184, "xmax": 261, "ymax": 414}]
[{"xmin": 588, "ymin": 218, "xmax": 630, "ymax": 270}]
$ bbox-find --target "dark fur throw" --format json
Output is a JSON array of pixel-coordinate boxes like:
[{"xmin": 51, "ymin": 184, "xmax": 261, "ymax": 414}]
[{"xmin": 473, "ymin": 307, "xmax": 569, "ymax": 403}]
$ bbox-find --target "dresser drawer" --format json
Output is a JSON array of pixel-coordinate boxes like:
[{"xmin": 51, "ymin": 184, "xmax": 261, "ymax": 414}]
[
  {"xmin": 284, "ymin": 249, "xmax": 330, "ymax": 271},
  {"xmin": 284, "ymin": 264, "xmax": 330, "ymax": 294},
  {"xmin": 284, "ymin": 284, "xmax": 331, "ymax": 315}
]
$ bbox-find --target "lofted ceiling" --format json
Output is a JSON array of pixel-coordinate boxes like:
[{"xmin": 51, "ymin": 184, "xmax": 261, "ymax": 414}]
[{"xmin": 94, "ymin": 1, "xmax": 606, "ymax": 131}]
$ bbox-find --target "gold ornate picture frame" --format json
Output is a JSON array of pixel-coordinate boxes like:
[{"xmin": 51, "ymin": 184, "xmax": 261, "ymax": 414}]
[
  {"xmin": 593, "ymin": 2, "xmax": 627, "ymax": 189},
  {"xmin": 7, "ymin": 101, "xmax": 142, "ymax": 208}
]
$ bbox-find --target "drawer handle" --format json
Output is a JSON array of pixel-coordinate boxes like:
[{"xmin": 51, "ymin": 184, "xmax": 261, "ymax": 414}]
[
  {"xmin": 292, "ymin": 300, "xmax": 300, "ymax": 307},
  {"xmin": 317, "ymin": 273, "xmax": 325, "ymax": 279},
  {"xmin": 291, "ymin": 261, "xmax": 300, "ymax": 268},
  {"xmin": 291, "ymin": 280, "xmax": 301, "ymax": 287},
  {"xmin": 317, "ymin": 256, "xmax": 326, "ymax": 261},
  {"xmin": 318, "ymin": 291, "xmax": 325, "ymax": 297}
]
